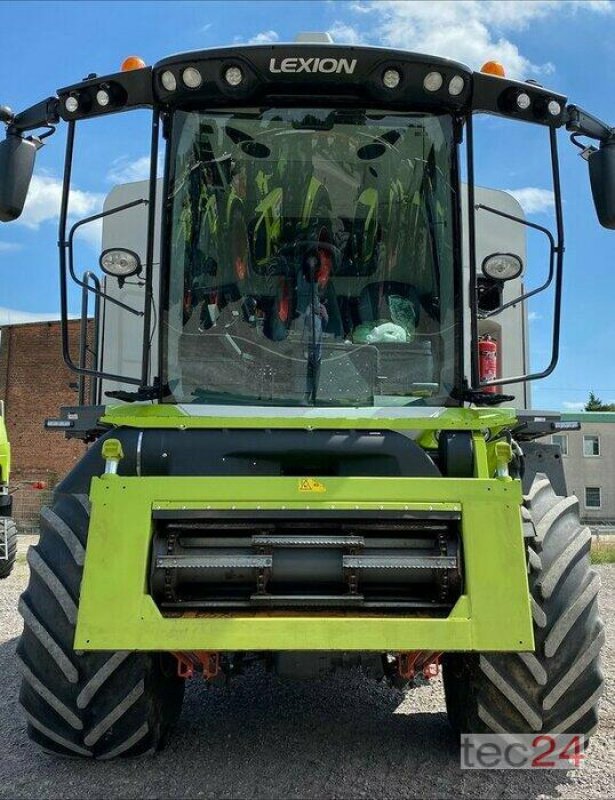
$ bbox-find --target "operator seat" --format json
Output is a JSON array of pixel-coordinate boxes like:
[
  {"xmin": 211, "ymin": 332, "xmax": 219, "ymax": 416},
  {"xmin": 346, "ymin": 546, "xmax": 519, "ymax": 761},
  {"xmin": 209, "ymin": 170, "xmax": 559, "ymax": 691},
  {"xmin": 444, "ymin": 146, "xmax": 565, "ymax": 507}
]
[{"xmin": 357, "ymin": 281, "xmax": 421, "ymax": 329}]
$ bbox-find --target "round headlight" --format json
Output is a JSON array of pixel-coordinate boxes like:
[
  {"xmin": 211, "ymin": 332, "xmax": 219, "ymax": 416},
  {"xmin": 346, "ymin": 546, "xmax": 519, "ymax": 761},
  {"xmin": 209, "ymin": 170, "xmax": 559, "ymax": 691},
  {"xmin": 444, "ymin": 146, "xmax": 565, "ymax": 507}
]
[
  {"xmin": 161, "ymin": 70, "xmax": 177, "ymax": 92},
  {"xmin": 383, "ymin": 69, "xmax": 401, "ymax": 89},
  {"xmin": 99, "ymin": 248, "xmax": 142, "ymax": 278},
  {"xmin": 482, "ymin": 253, "xmax": 523, "ymax": 281},
  {"xmin": 65, "ymin": 95, "xmax": 79, "ymax": 113},
  {"xmin": 182, "ymin": 67, "xmax": 202, "ymax": 89},
  {"xmin": 224, "ymin": 66, "xmax": 244, "ymax": 87},
  {"xmin": 448, "ymin": 75, "xmax": 465, "ymax": 96},
  {"xmin": 516, "ymin": 92, "xmax": 531, "ymax": 110},
  {"xmin": 423, "ymin": 72, "xmax": 443, "ymax": 92},
  {"xmin": 547, "ymin": 100, "xmax": 561, "ymax": 116},
  {"xmin": 96, "ymin": 89, "xmax": 110, "ymax": 107}
]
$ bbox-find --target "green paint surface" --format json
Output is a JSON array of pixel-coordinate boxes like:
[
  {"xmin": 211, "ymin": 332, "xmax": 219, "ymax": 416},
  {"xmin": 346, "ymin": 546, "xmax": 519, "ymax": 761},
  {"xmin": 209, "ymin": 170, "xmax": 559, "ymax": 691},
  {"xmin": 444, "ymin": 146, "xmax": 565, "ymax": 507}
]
[{"xmin": 76, "ymin": 473, "xmax": 533, "ymax": 653}]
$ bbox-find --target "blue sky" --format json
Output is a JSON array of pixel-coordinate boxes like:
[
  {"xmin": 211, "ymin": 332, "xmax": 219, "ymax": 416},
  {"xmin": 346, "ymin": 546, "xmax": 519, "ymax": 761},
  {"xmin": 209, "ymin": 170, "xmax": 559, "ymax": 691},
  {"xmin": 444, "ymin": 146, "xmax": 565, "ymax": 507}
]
[{"xmin": 0, "ymin": 0, "xmax": 613, "ymax": 410}]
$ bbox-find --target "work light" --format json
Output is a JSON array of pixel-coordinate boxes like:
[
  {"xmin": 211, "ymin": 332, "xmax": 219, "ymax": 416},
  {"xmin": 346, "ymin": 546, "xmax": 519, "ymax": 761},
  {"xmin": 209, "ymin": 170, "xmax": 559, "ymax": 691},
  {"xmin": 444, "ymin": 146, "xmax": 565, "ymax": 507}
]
[
  {"xmin": 423, "ymin": 72, "xmax": 443, "ymax": 92},
  {"xmin": 482, "ymin": 253, "xmax": 523, "ymax": 281},
  {"xmin": 516, "ymin": 92, "xmax": 531, "ymax": 110},
  {"xmin": 448, "ymin": 75, "xmax": 465, "ymax": 96},
  {"xmin": 548, "ymin": 100, "xmax": 561, "ymax": 116},
  {"xmin": 96, "ymin": 89, "xmax": 110, "ymax": 107},
  {"xmin": 182, "ymin": 67, "xmax": 203, "ymax": 89},
  {"xmin": 99, "ymin": 248, "xmax": 142, "ymax": 278},
  {"xmin": 383, "ymin": 69, "xmax": 401, "ymax": 89},
  {"xmin": 161, "ymin": 71, "xmax": 177, "ymax": 92},
  {"xmin": 224, "ymin": 66, "xmax": 244, "ymax": 87}
]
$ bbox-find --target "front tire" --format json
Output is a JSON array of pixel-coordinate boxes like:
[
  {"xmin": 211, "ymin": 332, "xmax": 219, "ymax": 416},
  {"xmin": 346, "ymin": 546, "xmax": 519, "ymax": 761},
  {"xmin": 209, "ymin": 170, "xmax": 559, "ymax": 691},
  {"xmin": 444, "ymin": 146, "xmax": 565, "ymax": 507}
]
[
  {"xmin": 0, "ymin": 517, "xmax": 17, "ymax": 579},
  {"xmin": 443, "ymin": 474, "xmax": 604, "ymax": 738},
  {"xmin": 17, "ymin": 493, "xmax": 185, "ymax": 758}
]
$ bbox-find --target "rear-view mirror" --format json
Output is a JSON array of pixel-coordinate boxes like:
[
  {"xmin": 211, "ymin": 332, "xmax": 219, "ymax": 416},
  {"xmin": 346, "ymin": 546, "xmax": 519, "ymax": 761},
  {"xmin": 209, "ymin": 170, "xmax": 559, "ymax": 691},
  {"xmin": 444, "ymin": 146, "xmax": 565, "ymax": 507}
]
[
  {"xmin": 0, "ymin": 134, "xmax": 37, "ymax": 222},
  {"xmin": 589, "ymin": 142, "xmax": 615, "ymax": 229}
]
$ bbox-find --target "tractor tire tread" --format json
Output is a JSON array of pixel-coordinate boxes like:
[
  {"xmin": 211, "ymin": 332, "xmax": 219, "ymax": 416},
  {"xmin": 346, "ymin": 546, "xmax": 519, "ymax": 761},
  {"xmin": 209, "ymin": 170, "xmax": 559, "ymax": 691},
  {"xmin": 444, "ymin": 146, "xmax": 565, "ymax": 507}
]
[
  {"xmin": 17, "ymin": 493, "xmax": 184, "ymax": 759},
  {"xmin": 444, "ymin": 474, "xmax": 604, "ymax": 738}
]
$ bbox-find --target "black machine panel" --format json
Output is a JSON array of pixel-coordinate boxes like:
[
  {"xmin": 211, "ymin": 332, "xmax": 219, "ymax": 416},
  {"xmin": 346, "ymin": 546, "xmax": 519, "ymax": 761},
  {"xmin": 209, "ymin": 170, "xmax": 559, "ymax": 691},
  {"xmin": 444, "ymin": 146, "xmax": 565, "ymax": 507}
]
[{"xmin": 150, "ymin": 509, "xmax": 462, "ymax": 612}]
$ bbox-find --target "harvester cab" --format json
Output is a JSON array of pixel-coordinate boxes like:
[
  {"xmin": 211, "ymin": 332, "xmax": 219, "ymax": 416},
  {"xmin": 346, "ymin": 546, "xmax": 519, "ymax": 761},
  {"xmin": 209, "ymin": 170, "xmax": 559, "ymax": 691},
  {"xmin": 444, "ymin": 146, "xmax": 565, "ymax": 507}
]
[
  {"xmin": 0, "ymin": 400, "xmax": 17, "ymax": 578},
  {"xmin": 0, "ymin": 38, "xmax": 613, "ymax": 758}
]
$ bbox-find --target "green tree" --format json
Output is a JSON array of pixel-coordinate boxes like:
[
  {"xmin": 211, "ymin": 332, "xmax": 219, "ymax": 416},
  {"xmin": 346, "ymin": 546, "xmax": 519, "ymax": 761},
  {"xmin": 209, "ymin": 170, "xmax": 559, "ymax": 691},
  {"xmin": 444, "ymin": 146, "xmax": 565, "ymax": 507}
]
[{"xmin": 585, "ymin": 392, "xmax": 615, "ymax": 411}]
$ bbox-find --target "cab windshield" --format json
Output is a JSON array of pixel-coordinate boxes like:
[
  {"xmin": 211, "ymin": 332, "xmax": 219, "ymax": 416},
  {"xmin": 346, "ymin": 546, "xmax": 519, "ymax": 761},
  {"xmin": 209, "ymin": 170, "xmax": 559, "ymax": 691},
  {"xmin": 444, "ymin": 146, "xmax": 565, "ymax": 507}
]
[{"xmin": 163, "ymin": 107, "xmax": 458, "ymax": 407}]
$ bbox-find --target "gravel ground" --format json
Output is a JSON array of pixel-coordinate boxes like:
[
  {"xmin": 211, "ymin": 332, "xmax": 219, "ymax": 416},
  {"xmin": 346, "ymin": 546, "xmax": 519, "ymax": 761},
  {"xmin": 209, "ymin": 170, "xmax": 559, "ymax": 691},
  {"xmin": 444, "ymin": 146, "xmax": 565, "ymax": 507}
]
[{"xmin": 1, "ymin": 536, "xmax": 613, "ymax": 800}]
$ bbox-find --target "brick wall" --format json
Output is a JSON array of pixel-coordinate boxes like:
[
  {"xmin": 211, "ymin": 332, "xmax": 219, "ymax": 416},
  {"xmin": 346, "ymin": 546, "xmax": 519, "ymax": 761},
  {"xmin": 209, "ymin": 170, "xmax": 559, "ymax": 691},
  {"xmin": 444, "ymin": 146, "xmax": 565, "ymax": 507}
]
[{"xmin": 0, "ymin": 320, "xmax": 89, "ymax": 506}]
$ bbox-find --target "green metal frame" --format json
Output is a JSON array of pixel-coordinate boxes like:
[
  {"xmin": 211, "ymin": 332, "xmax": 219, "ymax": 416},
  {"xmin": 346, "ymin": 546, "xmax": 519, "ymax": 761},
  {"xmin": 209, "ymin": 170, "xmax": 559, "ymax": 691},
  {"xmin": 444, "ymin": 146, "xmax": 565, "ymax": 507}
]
[
  {"xmin": 74, "ymin": 405, "xmax": 534, "ymax": 652},
  {"xmin": 0, "ymin": 404, "xmax": 10, "ymax": 485},
  {"xmin": 100, "ymin": 404, "xmax": 517, "ymax": 432},
  {"xmin": 76, "ymin": 424, "xmax": 533, "ymax": 653}
]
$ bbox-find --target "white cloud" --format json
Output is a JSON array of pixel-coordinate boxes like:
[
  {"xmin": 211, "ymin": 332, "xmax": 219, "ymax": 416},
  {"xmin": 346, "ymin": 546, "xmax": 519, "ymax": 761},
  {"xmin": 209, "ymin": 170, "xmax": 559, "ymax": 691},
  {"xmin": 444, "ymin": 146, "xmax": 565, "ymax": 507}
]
[
  {"xmin": 107, "ymin": 153, "xmax": 165, "ymax": 185},
  {"xmin": 505, "ymin": 187, "xmax": 554, "ymax": 214},
  {"xmin": 562, "ymin": 401, "xmax": 586, "ymax": 411},
  {"xmin": 200, "ymin": 23, "xmax": 212, "ymax": 33},
  {"xmin": 328, "ymin": 21, "xmax": 365, "ymax": 44},
  {"xmin": 107, "ymin": 156, "xmax": 152, "ymax": 184},
  {"xmin": 528, "ymin": 311, "xmax": 542, "ymax": 321},
  {"xmin": 0, "ymin": 242, "xmax": 21, "ymax": 253},
  {"xmin": 17, "ymin": 173, "xmax": 103, "ymax": 230},
  {"xmin": 0, "ymin": 306, "xmax": 61, "ymax": 325},
  {"xmin": 341, "ymin": 1, "xmax": 612, "ymax": 78},
  {"xmin": 73, "ymin": 217, "xmax": 103, "ymax": 251},
  {"xmin": 247, "ymin": 30, "xmax": 279, "ymax": 45}
]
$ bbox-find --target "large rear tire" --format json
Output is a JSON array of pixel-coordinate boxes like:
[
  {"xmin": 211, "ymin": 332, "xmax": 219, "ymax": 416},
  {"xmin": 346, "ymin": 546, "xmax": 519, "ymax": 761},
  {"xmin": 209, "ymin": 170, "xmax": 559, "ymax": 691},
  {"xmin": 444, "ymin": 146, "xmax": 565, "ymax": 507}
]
[
  {"xmin": 443, "ymin": 474, "xmax": 604, "ymax": 738},
  {"xmin": 0, "ymin": 517, "xmax": 17, "ymax": 579},
  {"xmin": 17, "ymin": 493, "xmax": 185, "ymax": 758}
]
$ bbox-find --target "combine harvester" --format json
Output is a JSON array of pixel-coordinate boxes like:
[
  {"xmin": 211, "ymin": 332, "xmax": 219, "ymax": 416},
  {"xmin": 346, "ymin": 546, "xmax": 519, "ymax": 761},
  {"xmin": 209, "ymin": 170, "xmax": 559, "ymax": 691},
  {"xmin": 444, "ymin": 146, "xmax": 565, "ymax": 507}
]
[
  {"xmin": 0, "ymin": 34, "xmax": 612, "ymax": 758},
  {"xmin": 0, "ymin": 402, "xmax": 17, "ymax": 578}
]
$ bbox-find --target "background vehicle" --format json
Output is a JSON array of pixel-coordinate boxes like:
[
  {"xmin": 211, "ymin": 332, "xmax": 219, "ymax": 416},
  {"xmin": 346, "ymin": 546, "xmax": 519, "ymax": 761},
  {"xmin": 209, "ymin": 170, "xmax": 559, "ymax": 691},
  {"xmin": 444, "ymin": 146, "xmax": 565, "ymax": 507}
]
[
  {"xmin": 0, "ymin": 36, "xmax": 613, "ymax": 758},
  {"xmin": 0, "ymin": 401, "xmax": 17, "ymax": 578}
]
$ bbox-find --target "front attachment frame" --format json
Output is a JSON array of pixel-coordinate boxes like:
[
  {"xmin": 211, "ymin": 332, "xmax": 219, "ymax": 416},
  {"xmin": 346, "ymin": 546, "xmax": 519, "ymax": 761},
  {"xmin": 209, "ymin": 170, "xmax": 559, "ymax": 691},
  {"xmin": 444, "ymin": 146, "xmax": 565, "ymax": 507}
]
[{"xmin": 75, "ymin": 473, "xmax": 533, "ymax": 653}]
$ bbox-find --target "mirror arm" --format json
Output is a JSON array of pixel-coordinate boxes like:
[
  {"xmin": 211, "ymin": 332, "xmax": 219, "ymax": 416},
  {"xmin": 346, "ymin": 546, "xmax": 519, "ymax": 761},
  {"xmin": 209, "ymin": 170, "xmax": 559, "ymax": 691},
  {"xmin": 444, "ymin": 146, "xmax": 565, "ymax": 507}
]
[
  {"xmin": 565, "ymin": 105, "xmax": 614, "ymax": 143},
  {"xmin": 6, "ymin": 97, "xmax": 60, "ymax": 136}
]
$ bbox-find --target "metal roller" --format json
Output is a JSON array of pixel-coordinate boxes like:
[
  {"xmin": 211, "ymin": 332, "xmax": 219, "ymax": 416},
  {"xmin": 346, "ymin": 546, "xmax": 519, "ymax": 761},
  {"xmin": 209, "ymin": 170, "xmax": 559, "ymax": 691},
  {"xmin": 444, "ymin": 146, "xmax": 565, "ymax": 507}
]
[{"xmin": 150, "ymin": 510, "xmax": 462, "ymax": 611}]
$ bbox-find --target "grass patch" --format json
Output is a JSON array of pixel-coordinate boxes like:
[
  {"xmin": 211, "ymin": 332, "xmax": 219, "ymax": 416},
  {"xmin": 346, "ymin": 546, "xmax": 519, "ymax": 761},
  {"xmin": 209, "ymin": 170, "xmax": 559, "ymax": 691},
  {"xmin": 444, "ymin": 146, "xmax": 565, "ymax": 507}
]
[{"xmin": 591, "ymin": 538, "xmax": 615, "ymax": 565}]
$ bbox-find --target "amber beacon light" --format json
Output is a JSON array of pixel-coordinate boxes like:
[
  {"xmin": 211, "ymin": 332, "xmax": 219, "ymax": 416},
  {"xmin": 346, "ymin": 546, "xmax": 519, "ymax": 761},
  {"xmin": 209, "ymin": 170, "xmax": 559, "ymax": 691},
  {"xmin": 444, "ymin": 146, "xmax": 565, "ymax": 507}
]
[
  {"xmin": 121, "ymin": 55, "xmax": 146, "ymax": 72},
  {"xmin": 480, "ymin": 60, "xmax": 506, "ymax": 77}
]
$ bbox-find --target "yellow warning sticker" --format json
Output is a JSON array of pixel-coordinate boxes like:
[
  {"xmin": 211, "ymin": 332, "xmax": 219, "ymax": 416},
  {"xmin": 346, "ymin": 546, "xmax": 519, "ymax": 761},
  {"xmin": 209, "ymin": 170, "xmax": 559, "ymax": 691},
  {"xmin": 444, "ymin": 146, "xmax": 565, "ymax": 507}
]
[{"xmin": 298, "ymin": 478, "xmax": 327, "ymax": 493}]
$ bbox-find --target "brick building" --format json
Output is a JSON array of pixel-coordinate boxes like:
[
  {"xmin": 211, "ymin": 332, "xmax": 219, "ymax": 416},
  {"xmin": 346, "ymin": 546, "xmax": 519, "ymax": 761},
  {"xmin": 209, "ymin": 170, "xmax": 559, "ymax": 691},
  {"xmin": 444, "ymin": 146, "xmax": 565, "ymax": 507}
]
[{"xmin": 0, "ymin": 319, "xmax": 88, "ymax": 530}]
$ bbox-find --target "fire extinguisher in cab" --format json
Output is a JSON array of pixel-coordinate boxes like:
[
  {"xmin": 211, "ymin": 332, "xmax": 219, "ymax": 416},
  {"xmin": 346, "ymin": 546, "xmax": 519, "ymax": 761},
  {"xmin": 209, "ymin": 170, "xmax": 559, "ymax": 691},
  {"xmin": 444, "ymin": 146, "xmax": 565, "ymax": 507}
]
[{"xmin": 478, "ymin": 335, "xmax": 497, "ymax": 393}]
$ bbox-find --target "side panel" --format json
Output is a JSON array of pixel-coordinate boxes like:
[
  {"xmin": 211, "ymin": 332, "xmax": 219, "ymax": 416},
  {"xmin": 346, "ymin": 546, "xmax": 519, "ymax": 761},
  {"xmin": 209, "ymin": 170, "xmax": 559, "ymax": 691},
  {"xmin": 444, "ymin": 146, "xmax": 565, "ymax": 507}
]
[
  {"xmin": 75, "ymin": 475, "xmax": 533, "ymax": 652},
  {"xmin": 522, "ymin": 441, "xmax": 568, "ymax": 496},
  {"xmin": 462, "ymin": 186, "xmax": 530, "ymax": 407},
  {"xmin": 98, "ymin": 180, "xmax": 161, "ymax": 397}
]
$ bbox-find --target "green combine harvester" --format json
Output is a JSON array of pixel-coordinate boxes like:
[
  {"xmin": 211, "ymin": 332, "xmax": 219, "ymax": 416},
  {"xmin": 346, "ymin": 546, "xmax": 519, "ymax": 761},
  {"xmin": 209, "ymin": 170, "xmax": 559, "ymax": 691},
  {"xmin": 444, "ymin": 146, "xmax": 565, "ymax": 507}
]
[
  {"xmin": 0, "ymin": 34, "xmax": 612, "ymax": 758},
  {"xmin": 0, "ymin": 401, "xmax": 17, "ymax": 579}
]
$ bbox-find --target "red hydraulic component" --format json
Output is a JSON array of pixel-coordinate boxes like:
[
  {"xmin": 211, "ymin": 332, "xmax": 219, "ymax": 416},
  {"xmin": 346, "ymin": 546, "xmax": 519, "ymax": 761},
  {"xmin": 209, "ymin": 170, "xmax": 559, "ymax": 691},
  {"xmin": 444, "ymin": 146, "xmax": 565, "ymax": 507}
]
[
  {"xmin": 478, "ymin": 334, "xmax": 497, "ymax": 394},
  {"xmin": 397, "ymin": 651, "xmax": 442, "ymax": 680},
  {"xmin": 173, "ymin": 651, "xmax": 221, "ymax": 681},
  {"xmin": 277, "ymin": 278, "xmax": 290, "ymax": 323},
  {"xmin": 175, "ymin": 652, "xmax": 196, "ymax": 679},
  {"xmin": 317, "ymin": 226, "xmax": 333, "ymax": 288}
]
